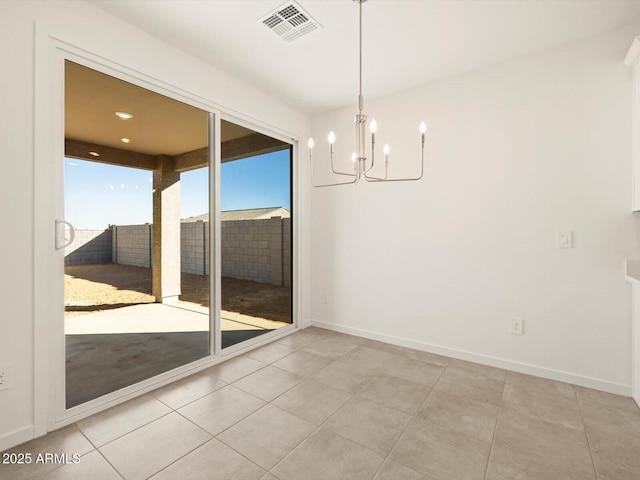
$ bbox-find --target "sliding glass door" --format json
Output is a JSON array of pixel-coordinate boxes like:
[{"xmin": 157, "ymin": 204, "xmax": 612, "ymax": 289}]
[
  {"xmin": 219, "ymin": 120, "xmax": 293, "ymax": 349},
  {"xmin": 63, "ymin": 60, "xmax": 211, "ymax": 407},
  {"xmin": 60, "ymin": 61, "xmax": 295, "ymax": 411}
]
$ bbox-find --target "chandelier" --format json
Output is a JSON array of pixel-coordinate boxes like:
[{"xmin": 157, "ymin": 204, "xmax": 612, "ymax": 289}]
[{"xmin": 308, "ymin": 0, "xmax": 426, "ymax": 187}]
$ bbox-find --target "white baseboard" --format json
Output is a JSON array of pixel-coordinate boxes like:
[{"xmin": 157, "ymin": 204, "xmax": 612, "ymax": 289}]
[
  {"xmin": 0, "ymin": 425, "xmax": 34, "ymax": 453},
  {"xmin": 298, "ymin": 316, "xmax": 312, "ymax": 329},
  {"xmin": 310, "ymin": 319, "xmax": 632, "ymax": 397}
]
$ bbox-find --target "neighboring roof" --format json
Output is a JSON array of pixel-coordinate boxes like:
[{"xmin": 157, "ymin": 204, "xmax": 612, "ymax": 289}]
[{"xmin": 183, "ymin": 207, "xmax": 290, "ymax": 222}]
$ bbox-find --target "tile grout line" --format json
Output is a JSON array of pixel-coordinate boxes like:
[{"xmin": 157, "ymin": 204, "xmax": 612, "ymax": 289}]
[
  {"xmin": 18, "ymin": 425, "xmax": 104, "ymax": 480},
  {"xmin": 144, "ymin": 408, "xmax": 223, "ymax": 479},
  {"xmin": 266, "ymin": 421, "xmax": 321, "ymax": 477},
  {"xmin": 369, "ymin": 357, "xmax": 451, "ymax": 480},
  {"xmin": 481, "ymin": 369, "xmax": 508, "ymax": 480},
  {"xmin": 264, "ymin": 391, "xmax": 333, "ymax": 476},
  {"xmin": 212, "ymin": 406, "xmax": 292, "ymax": 477},
  {"xmin": 326, "ymin": 341, "xmax": 478, "ymax": 478},
  {"xmin": 574, "ymin": 389, "xmax": 600, "ymax": 480},
  {"xmin": 100, "ymin": 410, "xmax": 210, "ymax": 479},
  {"xmin": 485, "ymin": 373, "xmax": 604, "ymax": 479},
  {"xmin": 162, "ymin": 338, "xmax": 323, "ymax": 473},
  {"xmin": 84, "ymin": 390, "xmax": 218, "ymax": 479},
  {"xmin": 81, "ymin": 405, "xmax": 175, "ymax": 451},
  {"xmin": 148, "ymin": 432, "xmax": 267, "ymax": 480},
  {"xmin": 214, "ymin": 360, "xmax": 270, "ymax": 384},
  {"xmin": 174, "ymin": 384, "xmax": 267, "ymax": 436},
  {"xmin": 265, "ymin": 341, "xmax": 388, "ymax": 478},
  {"xmin": 139, "ymin": 436, "xmax": 211, "ymax": 480},
  {"xmin": 265, "ymin": 346, "xmax": 362, "ymax": 475},
  {"xmin": 171, "ymin": 382, "xmax": 290, "ymax": 477},
  {"xmin": 151, "ymin": 376, "xmax": 230, "ymax": 411},
  {"xmin": 230, "ymin": 374, "xmax": 302, "ymax": 406},
  {"xmin": 74, "ymin": 423, "xmax": 126, "ymax": 480},
  {"xmin": 348, "ymin": 371, "xmax": 389, "ymax": 480},
  {"xmin": 206, "ymin": 329, "xmax": 341, "ymax": 476}
]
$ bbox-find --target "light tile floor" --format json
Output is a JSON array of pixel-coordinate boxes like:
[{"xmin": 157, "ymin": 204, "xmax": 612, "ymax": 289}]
[{"xmin": 3, "ymin": 327, "xmax": 640, "ymax": 480}]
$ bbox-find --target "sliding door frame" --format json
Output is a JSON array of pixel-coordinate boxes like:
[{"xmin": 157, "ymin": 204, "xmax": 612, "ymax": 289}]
[
  {"xmin": 34, "ymin": 32, "xmax": 299, "ymax": 435},
  {"xmin": 217, "ymin": 112, "xmax": 297, "ymax": 357}
]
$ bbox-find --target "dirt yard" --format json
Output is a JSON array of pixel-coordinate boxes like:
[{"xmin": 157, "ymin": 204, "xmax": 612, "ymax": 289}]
[{"xmin": 65, "ymin": 263, "xmax": 292, "ymax": 323}]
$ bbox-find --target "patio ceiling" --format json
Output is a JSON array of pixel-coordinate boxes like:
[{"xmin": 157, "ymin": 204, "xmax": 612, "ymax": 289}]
[{"xmin": 65, "ymin": 61, "xmax": 289, "ymax": 170}]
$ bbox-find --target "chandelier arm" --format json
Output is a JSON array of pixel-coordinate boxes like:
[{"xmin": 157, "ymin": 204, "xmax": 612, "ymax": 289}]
[
  {"xmin": 311, "ymin": 173, "xmax": 359, "ymax": 188},
  {"xmin": 363, "ymin": 164, "xmax": 377, "ymax": 177},
  {"xmin": 331, "ymin": 158, "xmax": 356, "ymax": 177},
  {"xmin": 362, "ymin": 144, "xmax": 376, "ymax": 177},
  {"xmin": 364, "ymin": 174, "xmax": 422, "ymax": 183},
  {"xmin": 310, "ymin": 152, "xmax": 358, "ymax": 188},
  {"xmin": 311, "ymin": 169, "xmax": 359, "ymax": 187},
  {"xmin": 313, "ymin": 179, "xmax": 359, "ymax": 188},
  {"xmin": 331, "ymin": 170, "xmax": 359, "ymax": 177},
  {"xmin": 363, "ymin": 145, "xmax": 425, "ymax": 182}
]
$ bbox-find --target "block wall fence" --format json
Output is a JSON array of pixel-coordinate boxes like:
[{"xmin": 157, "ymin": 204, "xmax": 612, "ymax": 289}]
[{"xmin": 64, "ymin": 218, "xmax": 291, "ymax": 287}]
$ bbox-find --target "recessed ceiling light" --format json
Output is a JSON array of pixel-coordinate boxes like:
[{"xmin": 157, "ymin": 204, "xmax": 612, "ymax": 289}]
[
  {"xmin": 121, "ymin": 138, "xmax": 131, "ymax": 144},
  {"xmin": 115, "ymin": 111, "xmax": 133, "ymax": 119},
  {"xmin": 88, "ymin": 151, "xmax": 100, "ymax": 157}
]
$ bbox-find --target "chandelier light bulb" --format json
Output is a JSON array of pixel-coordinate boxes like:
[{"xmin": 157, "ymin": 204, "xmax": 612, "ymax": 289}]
[
  {"xmin": 328, "ymin": 131, "xmax": 336, "ymax": 145},
  {"xmin": 369, "ymin": 119, "xmax": 377, "ymax": 133},
  {"xmin": 383, "ymin": 144, "xmax": 390, "ymax": 156},
  {"xmin": 419, "ymin": 121, "xmax": 427, "ymax": 134},
  {"xmin": 308, "ymin": 138, "xmax": 314, "ymax": 149},
  {"xmin": 351, "ymin": 152, "xmax": 357, "ymax": 162}
]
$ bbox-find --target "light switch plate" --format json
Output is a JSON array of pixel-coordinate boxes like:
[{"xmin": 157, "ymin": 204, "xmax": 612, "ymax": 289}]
[{"xmin": 557, "ymin": 231, "xmax": 573, "ymax": 249}]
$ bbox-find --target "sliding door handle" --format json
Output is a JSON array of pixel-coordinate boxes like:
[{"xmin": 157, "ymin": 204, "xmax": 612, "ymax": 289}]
[{"xmin": 55, "ymin": 219, "xmax": 75, "ymax": 250}]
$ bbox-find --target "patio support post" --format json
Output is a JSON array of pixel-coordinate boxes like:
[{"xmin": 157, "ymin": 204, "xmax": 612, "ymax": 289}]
[{"xmin": 152, "ymin": 154, "xmax": 181, "ymax": 303}]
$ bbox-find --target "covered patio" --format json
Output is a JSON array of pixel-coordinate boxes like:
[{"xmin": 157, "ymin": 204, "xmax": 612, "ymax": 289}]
[
  {"xmin": 64, "ymin": 263, "xmax": 290, "ymax": 407},
  {"xmin": 65, "ymin": 302, "xmax": 286, "ymax": 408}
]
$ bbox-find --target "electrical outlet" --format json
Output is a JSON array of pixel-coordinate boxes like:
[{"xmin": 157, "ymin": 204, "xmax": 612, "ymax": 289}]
[
  {"xmin": 509, "ymin": 318, "xmax": 524, "ymax": 335},
  {"xmin": 321, "ymin": 292, "xmax": 329, "ymax": 304},
  {"xmin": 0, "ymin": 364, "xmax": 12, "ymax": 391}
]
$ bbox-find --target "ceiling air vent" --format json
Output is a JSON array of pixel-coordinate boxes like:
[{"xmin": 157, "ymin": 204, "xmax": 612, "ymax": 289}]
[{"xmin": 259, "ymin": 1, "xmax": 321, "ymax": 42}]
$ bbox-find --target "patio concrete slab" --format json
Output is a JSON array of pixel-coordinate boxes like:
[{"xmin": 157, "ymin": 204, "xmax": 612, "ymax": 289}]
[
  {"xmin": 65, "ymin": 304, "xmax": 208, "ymax": 335},
  {"xmin": 65, "ymin": 303, "xmax": 289, "ymax": 335}
]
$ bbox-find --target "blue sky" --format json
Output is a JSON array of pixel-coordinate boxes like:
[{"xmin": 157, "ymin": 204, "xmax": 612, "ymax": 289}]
[{"xmin": 64, "ymin": 149, "xmax": 291, "ymax": 229}]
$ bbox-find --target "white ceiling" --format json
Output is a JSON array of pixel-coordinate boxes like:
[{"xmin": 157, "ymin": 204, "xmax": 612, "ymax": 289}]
[{"xmin": 90, "ymin": 0, "xmax": 640, "ymax": 116}]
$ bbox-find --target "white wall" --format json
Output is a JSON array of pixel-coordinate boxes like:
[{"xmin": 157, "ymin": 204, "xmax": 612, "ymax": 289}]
[
  {"xmin": 310, "ymin": 23, "xmax": 640, "ymax": 394},
  {"xmin": 0, "ymin": 0, "xmax": 310, "ymax": 451}
]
